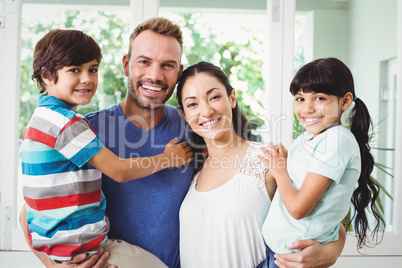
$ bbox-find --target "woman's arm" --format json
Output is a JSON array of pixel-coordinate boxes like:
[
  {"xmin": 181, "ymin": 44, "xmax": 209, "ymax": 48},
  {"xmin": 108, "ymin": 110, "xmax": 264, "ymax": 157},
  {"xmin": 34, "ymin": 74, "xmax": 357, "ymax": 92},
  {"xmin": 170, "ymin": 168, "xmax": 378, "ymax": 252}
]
[
  {"xmin": 88, "ymin": 138, "xmax": 193, "ymax": 183},
  {"xmin": 265, "ymin": 170, "xmax": 277, "ymax": 200},
  {"xmin": 274, "ymin": 223, "xmax": 346, "ymax": 268}
]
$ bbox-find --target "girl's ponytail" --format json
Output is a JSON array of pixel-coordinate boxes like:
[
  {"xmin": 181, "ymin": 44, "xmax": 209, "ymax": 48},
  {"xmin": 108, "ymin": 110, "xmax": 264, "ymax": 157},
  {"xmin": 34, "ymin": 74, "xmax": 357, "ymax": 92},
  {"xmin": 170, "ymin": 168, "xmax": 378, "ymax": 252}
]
[{"xmin": 349, "ymin": 97, "xmax": 384, "ymax": 249}]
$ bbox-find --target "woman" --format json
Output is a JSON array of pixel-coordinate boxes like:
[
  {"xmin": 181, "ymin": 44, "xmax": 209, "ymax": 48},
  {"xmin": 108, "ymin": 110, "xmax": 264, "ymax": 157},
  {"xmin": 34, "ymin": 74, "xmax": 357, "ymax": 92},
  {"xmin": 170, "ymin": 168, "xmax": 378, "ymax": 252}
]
[{"xmin": 176, "ymin": 61, "xmax": 346, "ymax": 268}]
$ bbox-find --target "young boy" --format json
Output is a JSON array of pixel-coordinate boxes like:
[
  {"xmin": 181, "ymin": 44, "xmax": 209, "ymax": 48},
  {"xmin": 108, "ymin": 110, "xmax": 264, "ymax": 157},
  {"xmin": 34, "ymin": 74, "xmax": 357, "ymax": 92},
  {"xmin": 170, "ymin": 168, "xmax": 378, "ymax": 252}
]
[{"xmin": 20, "ymin": 29, "xmax": 192, "ymax": 267}]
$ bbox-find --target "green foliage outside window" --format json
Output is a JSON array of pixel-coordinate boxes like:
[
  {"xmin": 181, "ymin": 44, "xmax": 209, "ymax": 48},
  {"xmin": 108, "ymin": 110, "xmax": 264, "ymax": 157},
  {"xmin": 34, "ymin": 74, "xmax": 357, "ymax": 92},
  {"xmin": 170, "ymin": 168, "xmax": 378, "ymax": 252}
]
[{"xmin": 19, "ymin": 10, "xmax": 266, "ymax": 138}]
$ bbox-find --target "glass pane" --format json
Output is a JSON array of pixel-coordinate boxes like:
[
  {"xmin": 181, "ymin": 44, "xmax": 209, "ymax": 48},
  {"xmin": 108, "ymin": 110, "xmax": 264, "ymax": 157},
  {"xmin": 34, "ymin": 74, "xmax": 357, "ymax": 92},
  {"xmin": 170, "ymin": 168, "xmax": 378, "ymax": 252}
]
[
  {"xmin": 18, "ymin": 0, "xmax": 130, "ymax": 219},
  {"xmin": 160, "ymin": 10, "xmax": 268, "ymax": 143},
  {"xmin": 294, "ymin": 0, "xmax": 398, "ymax": 233}
]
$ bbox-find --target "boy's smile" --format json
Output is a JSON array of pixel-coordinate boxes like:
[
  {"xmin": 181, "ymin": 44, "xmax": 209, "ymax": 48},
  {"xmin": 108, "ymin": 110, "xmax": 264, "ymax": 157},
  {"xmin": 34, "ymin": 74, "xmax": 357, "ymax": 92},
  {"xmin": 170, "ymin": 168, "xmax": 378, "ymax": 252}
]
[{"xmin": 44, "ymin": 59, "xmax": 99, "ymax": 110}]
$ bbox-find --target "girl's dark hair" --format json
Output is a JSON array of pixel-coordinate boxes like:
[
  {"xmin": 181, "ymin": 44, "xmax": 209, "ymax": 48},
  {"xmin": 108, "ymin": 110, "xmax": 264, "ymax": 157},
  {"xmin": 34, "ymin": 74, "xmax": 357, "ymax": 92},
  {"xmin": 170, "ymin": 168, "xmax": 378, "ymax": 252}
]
[
  {"xmin": 32, "ymin": 29, "xmax": 102, "ymax": 93},
  {"xmin": 176, "ymin": 61, "xmax": 251, "ymax": 172},
  {"xmin": 290, "ymin": 57, "xmax": 384, "ymax": 249}
]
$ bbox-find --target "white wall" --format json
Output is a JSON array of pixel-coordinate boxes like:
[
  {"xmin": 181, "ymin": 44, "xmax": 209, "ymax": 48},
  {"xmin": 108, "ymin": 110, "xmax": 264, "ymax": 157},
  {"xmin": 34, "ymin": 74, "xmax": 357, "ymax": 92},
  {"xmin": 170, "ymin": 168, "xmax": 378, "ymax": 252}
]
[{"xmin": 348, "ymin": 0, "xmax": 398, "ymax": 124}]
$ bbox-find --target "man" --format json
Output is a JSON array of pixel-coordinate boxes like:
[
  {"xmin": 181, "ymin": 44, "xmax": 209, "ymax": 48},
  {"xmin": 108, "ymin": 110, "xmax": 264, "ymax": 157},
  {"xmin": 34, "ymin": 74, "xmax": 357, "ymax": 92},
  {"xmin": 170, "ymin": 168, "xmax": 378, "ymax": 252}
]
[
  {"xmin": 22, "ymin": 17, "xmax": 346, "ymax": 268},
  {"xmin": 85, "ymin": 17, "xmax": 193, "ymax": 268}
]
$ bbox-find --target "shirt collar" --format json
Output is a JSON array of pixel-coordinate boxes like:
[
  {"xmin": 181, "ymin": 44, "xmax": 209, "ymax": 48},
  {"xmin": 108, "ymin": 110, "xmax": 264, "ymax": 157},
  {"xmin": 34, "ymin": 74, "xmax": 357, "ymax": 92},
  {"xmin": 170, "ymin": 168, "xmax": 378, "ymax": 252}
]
[{"xmin": 38, "ymin": 95, "xmax": 75, "ymax": 111}]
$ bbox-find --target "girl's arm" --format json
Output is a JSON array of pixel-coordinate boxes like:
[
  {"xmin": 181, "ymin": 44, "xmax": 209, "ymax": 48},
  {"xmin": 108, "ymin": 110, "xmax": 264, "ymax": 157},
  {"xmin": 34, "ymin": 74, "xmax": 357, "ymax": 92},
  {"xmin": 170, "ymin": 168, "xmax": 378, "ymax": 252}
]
[
  {"xmin": 261, "ymin": 143, "xmax": 332, "ymax": 220},
  {"xmin": 88, "ymin": 138, "xmax": 193, "ymax": 183},
  {"xmin": 274, "ymin": 223, "xmax": 346, "ymax": 268}
]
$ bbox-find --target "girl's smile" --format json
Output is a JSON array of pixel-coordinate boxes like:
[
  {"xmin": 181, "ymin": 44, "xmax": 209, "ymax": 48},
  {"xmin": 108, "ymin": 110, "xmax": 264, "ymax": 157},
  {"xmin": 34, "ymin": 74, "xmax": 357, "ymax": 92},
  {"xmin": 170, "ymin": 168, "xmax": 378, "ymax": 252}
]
[{"xmin": 294, "ymin": 90, "xmax": 347, "ymax": 138}]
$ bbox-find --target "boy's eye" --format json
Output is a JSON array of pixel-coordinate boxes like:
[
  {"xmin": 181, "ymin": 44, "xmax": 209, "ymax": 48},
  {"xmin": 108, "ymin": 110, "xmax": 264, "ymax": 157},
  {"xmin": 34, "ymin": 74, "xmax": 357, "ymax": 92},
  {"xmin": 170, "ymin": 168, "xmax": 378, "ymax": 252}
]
[
  {"xmin": 89, "ymin": 68, "xmax": 98, "ymax": 73},
  {"xmin": 69, "ymin": 68, "xmax": 79, "ymax": 73}
]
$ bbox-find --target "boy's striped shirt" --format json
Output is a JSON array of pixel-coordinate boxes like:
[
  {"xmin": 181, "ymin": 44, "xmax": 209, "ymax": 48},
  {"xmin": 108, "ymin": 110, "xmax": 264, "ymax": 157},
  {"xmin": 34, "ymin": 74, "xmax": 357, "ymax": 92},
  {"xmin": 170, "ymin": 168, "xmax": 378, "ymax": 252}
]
[{"xmin": 20, "ymin": 95, "xmax": 108, "ymax": 261}]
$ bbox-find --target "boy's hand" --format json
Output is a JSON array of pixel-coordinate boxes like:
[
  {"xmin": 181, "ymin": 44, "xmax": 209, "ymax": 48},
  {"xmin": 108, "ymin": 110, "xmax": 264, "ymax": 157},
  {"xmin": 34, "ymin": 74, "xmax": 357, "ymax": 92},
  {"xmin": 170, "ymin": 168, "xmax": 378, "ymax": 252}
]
[
  {"xmin": 259, "ymin": 142, "xmax": 288, "ymax": 178},
  {"xmin": 164, "ymin": 138, "xmax": 193, "ymax": 167}
]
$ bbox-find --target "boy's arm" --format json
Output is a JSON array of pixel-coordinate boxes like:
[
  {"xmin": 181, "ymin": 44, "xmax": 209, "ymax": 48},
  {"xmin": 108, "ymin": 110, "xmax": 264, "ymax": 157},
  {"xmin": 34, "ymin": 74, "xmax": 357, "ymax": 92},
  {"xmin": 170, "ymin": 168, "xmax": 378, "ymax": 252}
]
[
  {"xmin": 88, "ymin": 138, "xmax": 193, "ymax": 183},
  {"xmin": 261, "ymin": 143, "xmax": 332, "ymax": 220},
  {"xmin": 275, "ymin": 223, "xmax": 346, "ymax": 268},
  {"xmin": 19, "ymin": 205, "xmax": 113, "ymax": 268}
]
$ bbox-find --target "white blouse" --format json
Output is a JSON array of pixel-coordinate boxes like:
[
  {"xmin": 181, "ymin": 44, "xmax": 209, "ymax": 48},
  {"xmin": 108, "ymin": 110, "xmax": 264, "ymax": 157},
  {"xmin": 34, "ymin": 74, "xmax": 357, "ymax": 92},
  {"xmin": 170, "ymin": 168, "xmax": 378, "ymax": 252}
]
[{"xmin": 179, "ymin": 142, "xmax": 271, "ymax": 268}]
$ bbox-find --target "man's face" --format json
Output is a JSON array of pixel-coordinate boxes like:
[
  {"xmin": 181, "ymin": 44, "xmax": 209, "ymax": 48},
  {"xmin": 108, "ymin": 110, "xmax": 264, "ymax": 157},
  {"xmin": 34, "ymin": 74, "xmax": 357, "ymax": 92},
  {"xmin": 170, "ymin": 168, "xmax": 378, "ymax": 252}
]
[{"xmin": 123, "ymin": 30, "xmax": 183, "ymax": 110}]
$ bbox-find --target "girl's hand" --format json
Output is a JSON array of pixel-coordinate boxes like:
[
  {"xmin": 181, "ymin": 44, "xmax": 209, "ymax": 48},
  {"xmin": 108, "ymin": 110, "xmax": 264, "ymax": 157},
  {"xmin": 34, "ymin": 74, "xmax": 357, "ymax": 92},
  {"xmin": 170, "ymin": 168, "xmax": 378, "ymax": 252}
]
[
  {"xmin": 260, "ymin": 142, "xmax": 288, "ymax": 178},
  {"xmin": 163, "ymin": 138, "xmax": 193, "ymax": 167},
  {"xmin": 49, "ymin": 249, "xmax": 116, "ymax": 268}
]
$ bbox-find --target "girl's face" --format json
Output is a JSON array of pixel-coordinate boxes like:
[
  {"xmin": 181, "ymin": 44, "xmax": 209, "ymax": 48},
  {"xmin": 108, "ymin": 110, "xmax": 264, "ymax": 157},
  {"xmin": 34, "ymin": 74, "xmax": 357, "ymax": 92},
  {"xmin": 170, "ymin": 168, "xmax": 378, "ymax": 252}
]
[
  {"xmin": 294, "ymin": 89, "xmax": 351, "ymax": 138},
  {"xmin": 181, "ymin": 72, "xmax": 236, "ymax": 143},
  {"xmin": 44, "ymin": 59, "xmax": 99, "ymax": 110}
]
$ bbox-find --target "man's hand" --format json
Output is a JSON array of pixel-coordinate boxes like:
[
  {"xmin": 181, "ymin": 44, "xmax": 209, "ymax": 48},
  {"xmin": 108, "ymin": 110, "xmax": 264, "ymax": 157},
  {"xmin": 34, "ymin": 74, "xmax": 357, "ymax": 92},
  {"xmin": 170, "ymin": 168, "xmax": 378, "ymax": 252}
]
[
  {"xmin": 51, "ymin": 249, "xmax": 115, "ymax": 268},
  {"xmin": 275, "ymin": 239, "xmax": 337, "ymax": 268}
]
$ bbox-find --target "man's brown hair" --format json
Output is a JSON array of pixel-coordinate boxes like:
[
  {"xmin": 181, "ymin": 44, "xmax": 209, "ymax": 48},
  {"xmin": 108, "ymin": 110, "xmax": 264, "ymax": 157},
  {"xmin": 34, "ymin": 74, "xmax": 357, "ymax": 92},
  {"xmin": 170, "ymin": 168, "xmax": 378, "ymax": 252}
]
[{"xmin": 127, "ymin": 17, "xmax": 183, "ymax": 59}]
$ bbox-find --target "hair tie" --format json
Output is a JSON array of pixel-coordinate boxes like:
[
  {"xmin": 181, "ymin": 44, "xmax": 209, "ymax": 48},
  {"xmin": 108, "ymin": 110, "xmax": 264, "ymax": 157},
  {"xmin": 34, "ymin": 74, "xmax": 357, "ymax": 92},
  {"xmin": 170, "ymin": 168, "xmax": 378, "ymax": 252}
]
[{"xmin": 353, "ymin": 96, "xmax": 357, "ymax": 101}]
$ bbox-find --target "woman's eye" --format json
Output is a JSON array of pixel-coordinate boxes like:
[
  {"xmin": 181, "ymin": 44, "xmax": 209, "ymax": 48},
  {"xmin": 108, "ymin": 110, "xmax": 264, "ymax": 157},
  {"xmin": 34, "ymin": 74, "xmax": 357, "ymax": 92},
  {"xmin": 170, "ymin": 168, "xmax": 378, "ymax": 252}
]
[
  {"xmin": 187, "ymin": 103, "xmax": 196, "ymax": 108},
  {"xmin": 210, "ymin": 95, "xmax": 221, "ymax": 101},
  {"xmin": 295, "ymin": 97, "xmax": 303, "ymax": 102}
]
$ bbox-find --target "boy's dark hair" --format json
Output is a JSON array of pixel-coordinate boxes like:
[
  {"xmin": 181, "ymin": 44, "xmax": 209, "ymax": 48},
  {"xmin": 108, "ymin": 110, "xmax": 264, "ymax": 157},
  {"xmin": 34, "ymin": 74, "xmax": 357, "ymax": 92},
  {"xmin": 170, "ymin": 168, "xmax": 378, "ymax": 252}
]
[{"xmin": 32, "ymin": 29, "xmax": 102, "ymax": 93}]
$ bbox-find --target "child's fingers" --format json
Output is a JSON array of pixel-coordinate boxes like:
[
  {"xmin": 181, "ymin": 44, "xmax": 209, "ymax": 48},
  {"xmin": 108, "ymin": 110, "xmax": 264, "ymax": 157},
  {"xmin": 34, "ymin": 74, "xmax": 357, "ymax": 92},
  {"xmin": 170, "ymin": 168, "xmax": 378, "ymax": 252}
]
[
  {"xmin": 258, "ymin": 155, "xmax": 269, "ymax": 167},
  {"xmin": 269, "ymin": 142, "xmax": 277, "ymax": 156},
  {"xmin": 260, "ymin": 147, "xmax": 271, "ymax": 158},
  {"xmin": 166, "ymin": 137, "xmax": 179, "ymax": 147},
  {"xmin": 278, "ymin": 143, "xmax": 285, "ymax": 155}
]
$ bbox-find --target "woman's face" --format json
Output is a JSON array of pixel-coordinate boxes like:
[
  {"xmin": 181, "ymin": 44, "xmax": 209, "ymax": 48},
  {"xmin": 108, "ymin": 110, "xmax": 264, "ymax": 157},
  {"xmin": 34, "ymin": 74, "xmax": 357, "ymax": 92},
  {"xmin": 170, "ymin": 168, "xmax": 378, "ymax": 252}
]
[{"xmin": 181, "ymin": 72, "xmax": 236, "ymax": 143}]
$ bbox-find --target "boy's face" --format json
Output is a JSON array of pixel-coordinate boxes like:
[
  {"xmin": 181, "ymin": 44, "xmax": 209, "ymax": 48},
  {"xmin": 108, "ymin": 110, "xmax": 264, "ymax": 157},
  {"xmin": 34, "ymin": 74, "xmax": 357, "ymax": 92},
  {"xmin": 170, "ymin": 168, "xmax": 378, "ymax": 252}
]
[{"xmin": 44, "ymin": 59, "xmax": 99, "ymax": 109}]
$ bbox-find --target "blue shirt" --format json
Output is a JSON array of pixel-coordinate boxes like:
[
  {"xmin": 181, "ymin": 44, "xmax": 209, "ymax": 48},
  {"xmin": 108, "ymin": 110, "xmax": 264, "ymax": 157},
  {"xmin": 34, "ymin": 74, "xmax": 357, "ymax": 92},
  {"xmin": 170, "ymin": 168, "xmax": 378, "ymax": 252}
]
[{"xmin": 87, "ymin": 104, "xmax": 194, "ymax": 268}]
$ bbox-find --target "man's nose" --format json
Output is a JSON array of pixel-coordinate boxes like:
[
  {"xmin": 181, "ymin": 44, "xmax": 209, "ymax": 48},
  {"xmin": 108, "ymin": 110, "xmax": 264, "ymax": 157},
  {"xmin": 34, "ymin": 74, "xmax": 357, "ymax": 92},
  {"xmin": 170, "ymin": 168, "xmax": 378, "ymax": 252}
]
[{"xmin": 147, "ymin": 64, "xmax": 164, "ymax": 81}]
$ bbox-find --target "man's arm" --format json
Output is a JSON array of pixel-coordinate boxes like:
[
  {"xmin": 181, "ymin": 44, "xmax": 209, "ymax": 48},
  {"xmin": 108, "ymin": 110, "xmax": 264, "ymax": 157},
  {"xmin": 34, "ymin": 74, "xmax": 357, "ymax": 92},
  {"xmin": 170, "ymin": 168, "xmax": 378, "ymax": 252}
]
[
  {"xmin": 19, "ymin": 205, "xmax": 113, "ymax": 268},
  {"xmin": 274, "ymin": 223, "xmax": 346, "ymax": 268}
]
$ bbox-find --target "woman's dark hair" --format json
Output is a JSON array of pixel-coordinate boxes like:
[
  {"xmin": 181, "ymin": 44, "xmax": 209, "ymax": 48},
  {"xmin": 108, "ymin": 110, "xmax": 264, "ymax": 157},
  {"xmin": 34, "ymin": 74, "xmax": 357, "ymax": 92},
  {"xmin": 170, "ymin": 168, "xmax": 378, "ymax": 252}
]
[
  {"xmin": 290, "ymin": 57, "xmax": 384, "ymax": 249},
  {"xmin": 176, "ymin": 61, "xmax": 251, "ymax": 172},
  {"xmin": 32, "ymin": 29, "xmax": 102, "ymax": 93}
]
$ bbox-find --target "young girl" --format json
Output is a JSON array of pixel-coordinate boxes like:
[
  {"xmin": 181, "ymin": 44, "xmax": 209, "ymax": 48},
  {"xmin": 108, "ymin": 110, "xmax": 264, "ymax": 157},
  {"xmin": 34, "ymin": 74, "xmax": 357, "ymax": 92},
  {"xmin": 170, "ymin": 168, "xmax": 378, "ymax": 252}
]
[{"xmin": 260, "ymin": 57, "xmax": 384, "ymax": 268}]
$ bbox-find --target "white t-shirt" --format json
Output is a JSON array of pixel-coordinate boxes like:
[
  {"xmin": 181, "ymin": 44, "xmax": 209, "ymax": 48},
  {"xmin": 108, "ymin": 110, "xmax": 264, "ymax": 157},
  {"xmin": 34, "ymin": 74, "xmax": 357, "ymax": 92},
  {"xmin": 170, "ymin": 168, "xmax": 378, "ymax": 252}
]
[
  {"xmin": 262, "ymin": 125, "xmax": 361, "ymax": 254},
  {"xmin": 179, "ymin": 142, "xmax": 271, "ymax": 268}
]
